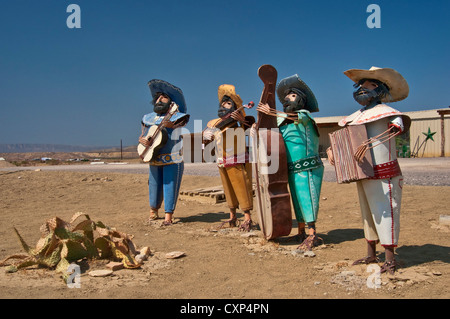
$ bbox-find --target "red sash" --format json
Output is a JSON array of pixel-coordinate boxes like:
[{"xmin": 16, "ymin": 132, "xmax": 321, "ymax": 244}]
[{"xmin": 370, "ymin": 160, "xmax": 402, "ymax": 179}]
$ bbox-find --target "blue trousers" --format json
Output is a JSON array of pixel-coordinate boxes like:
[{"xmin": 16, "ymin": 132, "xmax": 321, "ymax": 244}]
[{"xmin": 148, "ymin": 162, "xmax": 184, "ymax": 214}]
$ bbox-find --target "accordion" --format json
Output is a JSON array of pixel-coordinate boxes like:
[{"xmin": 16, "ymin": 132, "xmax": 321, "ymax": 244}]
[{"xmin": 328, "ymin": 125, "xmax": 374, "ymax": 184}]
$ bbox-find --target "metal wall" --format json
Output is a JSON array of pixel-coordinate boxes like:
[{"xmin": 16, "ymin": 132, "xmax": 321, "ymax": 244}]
[
  {"xmin": 317, "ymin": 125, "xmax": 339, "ymax": 157},
  {"xmin": 409, "ymin": 116, "xmax": 450, "ymax": 157},
  {"xmin": 316, "ymin": 110, "xmax": 450, "ymax": 158}
]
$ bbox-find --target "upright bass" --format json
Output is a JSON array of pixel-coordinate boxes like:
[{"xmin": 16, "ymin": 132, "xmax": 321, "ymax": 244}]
[{"xmin": 251, "ymin": 65, "xmax": 292, "ymax": 239}]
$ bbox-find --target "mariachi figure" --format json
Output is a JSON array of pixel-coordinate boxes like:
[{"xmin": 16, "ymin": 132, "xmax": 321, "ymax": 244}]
[
  {"xmin": 139, "ymin": 79, "xmax": 190, "ymax": 225},
  {"xmin": 203, "ymin": 84, "xmax": 255, "ymax": 231},
  {"xmin": 257, "ymin": 74, "xmax": 324, "ymax": 250},
  {"xmin": 328, "ymin": 67, "xmax": 411, "ymax": 274}
]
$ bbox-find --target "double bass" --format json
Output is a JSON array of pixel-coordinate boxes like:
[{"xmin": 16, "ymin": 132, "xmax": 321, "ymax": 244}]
[{"xmin": 251, "ymin": 65, "xmax": 292, "ymax": 240}]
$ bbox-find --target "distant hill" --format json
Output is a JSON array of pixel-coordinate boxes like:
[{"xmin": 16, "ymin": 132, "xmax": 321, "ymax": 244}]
[
  {"xmin": 0, "ymin": 144, "xmax": 119, "ymax": 153},
  {"xmin": 0, "ymin": 143, "xmax": 140, "ymax": 162}
]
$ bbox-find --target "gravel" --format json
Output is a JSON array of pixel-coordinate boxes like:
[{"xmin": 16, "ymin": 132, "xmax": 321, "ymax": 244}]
[{"xmin": 1, "ymin": 158, "xmax": 449, "ymax": 186}]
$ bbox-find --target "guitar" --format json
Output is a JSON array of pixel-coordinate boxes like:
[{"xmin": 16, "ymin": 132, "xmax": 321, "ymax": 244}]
[{"xmin": 137, "ymin": 102, "xmax": 179, "ymax": 162}]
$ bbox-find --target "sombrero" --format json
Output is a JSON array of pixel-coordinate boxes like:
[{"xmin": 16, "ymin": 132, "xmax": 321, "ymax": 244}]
[
  {"xmin": 344, "ymin": 66, "xmax": 409, "ymax": 102},
  {"xmin": 276, "ymin": 74, "xmax": 319, "ymax": 113},
  {"xmin": 148, "ymin": 79, "xmax": 187, "ymax": 113},
  {"xmin": 218, "ymin": 84, "xmax": 245, "ymax": 116}
]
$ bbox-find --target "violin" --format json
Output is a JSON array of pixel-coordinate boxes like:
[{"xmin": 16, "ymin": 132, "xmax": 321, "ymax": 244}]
[
  {"xmin": 203, "ymin": 102, "xmax": 255, "ymax": 142},
  {"xmin": 206, "ymin": 101, "xmax": 255, "ymax": 130}
]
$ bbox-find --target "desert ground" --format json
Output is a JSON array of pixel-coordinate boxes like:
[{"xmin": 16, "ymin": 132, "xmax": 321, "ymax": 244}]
[{"xmin": 0, "ymin": 156, "xmax": 449, "ymax": 301}]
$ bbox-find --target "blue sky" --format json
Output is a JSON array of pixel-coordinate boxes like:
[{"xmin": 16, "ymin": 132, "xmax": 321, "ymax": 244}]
[{"xmin": 0, "ymin": 0, "xmax": 449, "ymax": 147}]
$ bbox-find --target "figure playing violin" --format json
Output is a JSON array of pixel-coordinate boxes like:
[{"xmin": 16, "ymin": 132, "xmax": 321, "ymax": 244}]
[{"xmin": 203, "ymin": 84, "xmax": 255, "ymax": 231}]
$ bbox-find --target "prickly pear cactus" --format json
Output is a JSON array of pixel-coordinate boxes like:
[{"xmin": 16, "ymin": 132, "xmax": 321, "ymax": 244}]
[{"xmin": 0, "ymin": 212, "xmax": 142, "ymax": 281}]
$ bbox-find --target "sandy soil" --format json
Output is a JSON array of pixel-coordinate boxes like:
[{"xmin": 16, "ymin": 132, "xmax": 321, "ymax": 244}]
[{"xmin": 0, "ymin": 167, "xmax": 449, "ymax": 300}]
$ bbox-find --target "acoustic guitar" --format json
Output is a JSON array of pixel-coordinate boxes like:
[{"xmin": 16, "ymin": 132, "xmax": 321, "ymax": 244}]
[{"xmin": 137, "ymin": 103, "xmax": 178, "ymax": 162}]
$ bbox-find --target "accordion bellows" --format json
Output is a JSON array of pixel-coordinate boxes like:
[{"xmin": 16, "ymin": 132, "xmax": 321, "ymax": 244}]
[{"xmin": 329, "ymin": 125, "xmax": 374, "ymax": 184}]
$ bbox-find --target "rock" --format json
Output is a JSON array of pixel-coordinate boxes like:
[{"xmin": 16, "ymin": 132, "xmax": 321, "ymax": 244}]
[
  {"xmin": 389, "ymin": 269, "xmax": 430, "ymax": 283},
  {"xmin": 439, "ymin": 215, "xmax": 450, "ymax": 225},
  {"xmin": 106, "ymin": 262, "xmax": 124, "ymax": 271},
  {"xmin": 313, "ymin": 265, "xmax": 324, "ymax": 270},
  {"xmin": 165, "ymin": 251, "xmax": 185, "ymax": 259},
  {"xmin": 304, "ymin": 250, "xmax": 316, "ymax": 257},
  {"xmin": 291, "ymin": 249, "xmax": 304, "ymax": 257},
  {"xmin": 135, "ymin": 254, "xmax": 146, "ymax": 264},
  {"xmin": 140, "ymin": 246, "xmax": 151, "ymax": 257},
  {"xmin": 89, "ymin": 269, "xmax": 113, "ymax": 277}
]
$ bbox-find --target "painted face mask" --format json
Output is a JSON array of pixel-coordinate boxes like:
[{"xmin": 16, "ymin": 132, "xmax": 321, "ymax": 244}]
[
  {"xmin": 218, "ymin": 96, "xmax": 236, "ymax": 118},
  {"xmin": 283, "ymin": 89, "xmax": 307, "ymax": 113},
  {"xmin": 153, "ymin": 94, "xmax": 171, "ymax": 114},
  {"xmin": 353, "ymin": 86, "xmax": 380, "ymax": 106},
  {"xmin": 353, "ymin": 79, "xmax": 390, "ymax": 107}
]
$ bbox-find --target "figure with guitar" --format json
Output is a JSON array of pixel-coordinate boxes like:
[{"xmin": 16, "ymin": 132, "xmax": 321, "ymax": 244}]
[
  {"xmin": 257, "ymin": 74, "xmax": 324, "ymax": 251},
  {"xmin": 203, "ymin": 84, "xmax": 255, "ymax": 231},
  {"xmin": 138, "ymin": 79, "xmax": 190, "ymax": 225}
]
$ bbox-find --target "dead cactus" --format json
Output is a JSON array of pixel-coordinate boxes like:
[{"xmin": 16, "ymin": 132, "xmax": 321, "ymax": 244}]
[{"xmin": 0, "ymin": 212, "xmax": 143, "ymax": 281}]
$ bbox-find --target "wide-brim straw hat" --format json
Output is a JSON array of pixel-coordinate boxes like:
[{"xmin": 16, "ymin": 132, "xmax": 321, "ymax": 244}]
[
  {"xmin": 276, "ymin": 74, "xmax": 319, "ymax": 113},
  {"xmin": 148, "ymin": 79, "xmax": 187, "ymax": 113},
  {"xmin": 344, "ymin": 66, "xmax": 409, "ymax": 102},
  {"xmin": 218, "ymin": 84, "xmax": 245, "ymax": 116}
]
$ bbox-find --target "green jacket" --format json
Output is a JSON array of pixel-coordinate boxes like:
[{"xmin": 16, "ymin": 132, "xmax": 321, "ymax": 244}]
[{"xmin": 277, "ymin": 110, "xmax": 323, "ymax": 173}]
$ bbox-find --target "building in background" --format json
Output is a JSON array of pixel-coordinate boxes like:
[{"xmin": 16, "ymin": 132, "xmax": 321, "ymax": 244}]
[{"xmin": 315, "ymin": 108, "xmax": 450, "ymax": 158}]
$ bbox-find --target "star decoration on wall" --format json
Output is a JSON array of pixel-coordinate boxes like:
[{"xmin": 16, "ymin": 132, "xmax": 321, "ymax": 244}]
[{"xmin": 422, "ymin": 127, "xmax": 436, "ymax": 142}]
